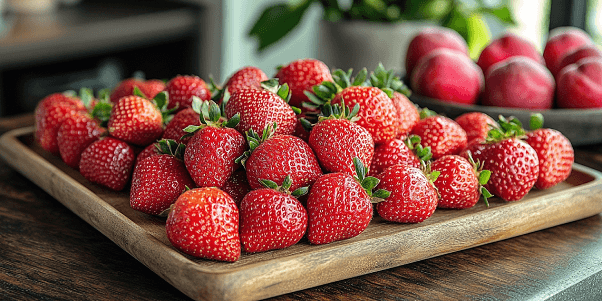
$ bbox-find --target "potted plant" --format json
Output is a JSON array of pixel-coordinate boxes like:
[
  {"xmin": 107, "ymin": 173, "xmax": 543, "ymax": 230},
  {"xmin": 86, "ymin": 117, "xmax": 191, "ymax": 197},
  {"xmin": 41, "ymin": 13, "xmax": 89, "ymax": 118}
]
[{"xmin": 249, "ymin": 0, "xmax": 516, "ymax": 74}]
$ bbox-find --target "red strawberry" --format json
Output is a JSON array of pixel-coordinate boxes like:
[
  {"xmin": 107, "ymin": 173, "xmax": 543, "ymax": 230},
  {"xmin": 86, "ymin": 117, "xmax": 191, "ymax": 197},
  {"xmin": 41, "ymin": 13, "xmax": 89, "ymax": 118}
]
[
  {"xmin": 471, "ymin": 116, "xmax": 540, "ymax": 201},
  {"xmin": 34, "ymin": 93, "xmax": 86, "ymax": 155},
  {"xmin": 225, "ymin": 80, "xmax": 297, "ymax": 136},
  {"xmin": 130, "ymin": 140, "xmax": 195, "ymax": 215},
  {"xmin": 308, "ymin": 103, "xmax": 374, "ymax": 175},
  {"xmin": 57, "ymin": 112, "xmax": 106, "ymax": 169},
  {"xmin": 455, "ymin": 112, "xmax": 497, "ymax": 143},
  {"xmin": 110, "ymin": 78, "xmax": 165, "ymax": 103},
  {"xmin": 525, "ymin": 128, "xmax": 574, "ymax": 189},
  {"xmin": 375, "ymin": 164, "xmax": 438, "ymax": 223},
  {"xmin": 391, "ymin": 92, "xmax": 420, "ymax": 137},
  {"xmin": 431, "ymin": 155, "xmax": 491, "ymax": 209},
  {"xmin": 410, "ymin": 110, "xmax": 467, "ymax": 160},
  {"xmin": 165, "ymin": 75, "xmax": 211, "ymax": 110},
  {"xmin": 239, "ymin": 176, "xmax": 308, "ymax": 253},
  {"xmin": 79, "ymin": 137, "xmax": 136, "ymax": 191},
  {"xmin": 107, "ymin": 95, "xmax": 164, "ymax": 146},
  {"xmin": 135, "ymin": 142, "xmax": 161, "ymax": 166},
  {"xmin": 184, "ymin": 101, "xmax": 247, "ymax": 188},
  {"xmin": 161, "ymin": 108, "xmax": 201, "ymax": 144},
  {"xmin": 224, "ymin": 66, "xmax": 269, "ymax": 95},
  {"xmin": 221, "ymin": 169, "xmax": 252, "ymax": 206},
  {"xmin": 276, "ymin": 58, "xmax": 333, "ymax": 108},
  {"xmin": 459, "ymin": 137, "xmax": 488, "ymax": 160},
  {"xmin": 166, "ymin": 187, "xmax": 240, "ymax": 262},
  {"xmin": 331, "ymin": 86, "xmax": 399, "ymax": 144},
  {"xmin": 243, "ymin": 125, "xmax": 322, "ymax": 191},
  {"xmin": 368, "ymin": 135, "xmax": 433, "ymax": 176},
  {"xmin": 307, "ymin": 158, "xmax": 388, "ymax": 245}
]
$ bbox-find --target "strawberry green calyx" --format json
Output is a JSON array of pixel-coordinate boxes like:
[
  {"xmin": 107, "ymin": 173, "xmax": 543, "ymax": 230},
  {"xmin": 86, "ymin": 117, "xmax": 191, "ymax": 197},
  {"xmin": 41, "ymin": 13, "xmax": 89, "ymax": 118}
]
[
  {"xmin": 154, "ymin": 139, "xmax": 186, "ymax": 160},
  {"xmin": 303, "ymin": 68, "xmax": 368, "ymax": 111},
  {"xmin": 420, "ymin": 160, "xmax": 441, "ymax": 195},
  {"xmin": 369, "ymin": 63, "xmax": 412, "ymax": 98},
  {"xmin": 405, "ymin": 135, "xmax": 433, "ymax": 162},
  {"xmin": 486, "ymin": 115, "xmax": 527, "ymax": 142},
  {"xmin": 79, "ymin": 87, "xmax": 94, "ymax": 109},
  {"xmin": 352, "ymin": 157, "xmax": 390, "ymax": 202},
  {"xmin": 259, "ymin": 175, "xmax": 309, "ymax": 198},
  {"xmin": 207, "ymin": 76, "xmax": 224, "ymax": 102},
  {"xmin": 419, "ymin": 107, "xmax": 438, "ymax": 120},
  {"xmin": 261, "ymin": 79, "xmax": 301, "ymax": 114},
  {"xmin": 133, "ymin": 86, "xmax": 177, "ymax": 124},
  {"xmin": 318, "ymin": 100, "xmax": 360, "ymax": 123},
  {"xmin": 236, "ymin": 122, "xmax": 278, "ymax": 166},
  {"xmin": 529, "ymin": 113, "xmax": 544, "ymax": 131},
  {"xmin": 85, "ymin": 88, "xmax": 113, "ymax": 127},
  {"xmin": 465, "ymin": 151, "xmax": 493, "ymax": 207},
  {"xmin": 182, "ymin": 100, "xmax": 240, "ymax": 139}
]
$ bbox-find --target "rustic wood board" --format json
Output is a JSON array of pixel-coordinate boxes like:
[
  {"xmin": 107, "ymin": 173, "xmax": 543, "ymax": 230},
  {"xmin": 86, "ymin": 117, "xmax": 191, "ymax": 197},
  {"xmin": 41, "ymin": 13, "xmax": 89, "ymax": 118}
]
[{"xmin": 2, "ymin": 127, "xmax": 602, "ymax": 301}]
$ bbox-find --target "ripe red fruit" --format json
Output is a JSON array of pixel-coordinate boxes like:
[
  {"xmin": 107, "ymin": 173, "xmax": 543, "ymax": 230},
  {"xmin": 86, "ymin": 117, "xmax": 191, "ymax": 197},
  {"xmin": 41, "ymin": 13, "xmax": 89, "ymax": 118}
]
[
  {"xmin": 79, "ymin": 137, "xmax": 136, "ymax": 191},
  {"xmin": 477, "ymin": 33, "xmax": 545, "ymax": 75},
  {"xmin": 455, "ymin": 112, "xmax": 497, "ymax": 143},
  {"xmin": 331, "ymin": 86, "xmax": 399, "ymax": 144},
  {"xmin": 556, "ymin": 57, "xmax": 602, "ymax": 109},
  {"xmin": 239, "ymin": 179, "xmax": 307, "ymax": 253},
  {"xmin": 166, "ymin": 187, "xmax": 240, "ymax": 262},
  {"xmin": 225, "ymin": 83, "xmax": 297, "ymax": 136},
  {"xmin": 410, "ymin": 113, "xmax": 467, "ymax": 160},
  {"xmin": 221, "ymin": 169, "xmax": 252, "ymax": 206},
  {"xmin": 57, "ymin": 112, "xmax": 106, "ymax": 169},
  {"xmin": 110, "ymin": 78, "xmax": 165, "ymax": 104},
  {"xmin": 375, "ymin": 164, "xmax": 438, "ymax": 223},
  {"xmin": 224, "ymin": 66, "xmax": 269, "ymax": 95},
  {"xmin": 244, "ymin": 129, "xmax": 322, "ymax": 191},
  {"xmin": 165, "ymin": 75, "xmax": 211, "ymax": 110},
  {"xmin": 130, "ymin": 140, "xmax": 195, "ymax": 216},
  {"xmin": 544, "ymin": 27, "xmax": 592, "ymax": 79},
  {"xmin": 556, "ymin": 45, "xmax": 602, "ymax": 78},
  {"xmin": 369, "ymin": 138, "xmax": 420, "ymax": 176},
  {"xmin": 184, "ymin": 102, "xmax": 247, "ymax": 188},
  {"xmin": 161, "ymin": 108, "xmax": 201, "ymax": 145},
  {"xmin": 405, "ymin": 26, "xmax": 469, "ymax": 78},
  {"xmin": 432, "ymin": 155, "xmax": 489, "ymax": 209},
  {"xmin": 107, "ymin": 95, "xmax": 164, "ymax": 146},
  {"xmin": 391, "ymin": 92, "xmax": 419, "ymax": 138},
  {"xmin": 308, "ymin": 116, "xmax": 374, "ymax": 175},
  {"xmin": 306, "ymin": 172, "xmax": 372, "ymax": 245},
  {"xmin": 525, "ymin": 128, "xmax": 574, "ymax": 189},
  {"xmin": 35, "ymin": 93, "xmax": 86, "ymax": 155},
  {"xmin": 135, "ymin": 143, "xmax": 161, "ymax": 166},
  {"xmin": 276, "ymin": 58, "xmax": 333, "ymax": 108}
]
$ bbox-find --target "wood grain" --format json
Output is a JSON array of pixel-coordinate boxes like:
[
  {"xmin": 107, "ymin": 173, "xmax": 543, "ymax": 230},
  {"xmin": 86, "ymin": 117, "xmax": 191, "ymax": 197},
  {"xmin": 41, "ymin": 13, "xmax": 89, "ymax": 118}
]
[{"xmin": 1, "ymin": 127, "xmax": 602, "ymax": 301}]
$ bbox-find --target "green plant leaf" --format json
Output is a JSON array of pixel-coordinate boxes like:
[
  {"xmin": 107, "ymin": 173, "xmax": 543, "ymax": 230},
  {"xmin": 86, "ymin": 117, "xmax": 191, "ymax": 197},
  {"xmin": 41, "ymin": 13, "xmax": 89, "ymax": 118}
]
[
  {"xmin": 133, "ymin": 86, "xmax": 147, "ymax": 99},
  {"xmin": 479, "ymin": 170, "xmax": 491, "ymax": 186},
  {"xmin": 353, "ymin": 157, "xmax": 366, "ymax": 181},
  {"xmin": 480, "ymin": 5, "xmax": 516, "ymax": 25},
  {"xmin": 529, "ymin": 113, "xmax": 544, "ymax": 131},
  {"xmin": 292, "ymin": 186, "xmax": 309, "ymax": 197},
  {"xmin": 248, "ymin": 1, "xmax": 314, "ymax": 52},
  {"xmin": 260, "ymin": 179, "xmax": 279, "ymax": 190},
  {"xmin": 373, "ymin": 189, "xmax": 391, "ymax": 199}
]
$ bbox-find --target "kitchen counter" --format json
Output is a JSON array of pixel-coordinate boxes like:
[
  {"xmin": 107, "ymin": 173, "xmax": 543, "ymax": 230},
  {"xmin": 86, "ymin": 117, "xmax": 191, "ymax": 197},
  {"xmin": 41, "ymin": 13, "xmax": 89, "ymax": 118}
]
[{"xmin": 1, "ymin": 114, "xmax": 601, "ymax": 300}]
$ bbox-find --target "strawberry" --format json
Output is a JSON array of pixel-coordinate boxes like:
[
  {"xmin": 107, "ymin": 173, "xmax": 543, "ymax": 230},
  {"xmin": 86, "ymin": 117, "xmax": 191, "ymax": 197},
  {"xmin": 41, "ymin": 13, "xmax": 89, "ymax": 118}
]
[
  {"xmin": 239, "ymin": 176, "xmax": 308, "ymax": 253},
  {"xmin": 431, "ymin": 155, "xmax": 492, "ymax": 209},
  {"xmin": 166, "ymin": 187, "xmax": 240, "ymax": 262},
  {"xmin": 130, "ymin": 140, "xmax": 195, "ymax": 215},
  {"xmin": 276, "ymin": 58, "xmax": 333, "ymax": 108},
  {"xmin": 165, "ymin": 75, "xmax": 211, "ymax": 111},
  {"xmin": 455, "ymin": 112, "xmax": 497, "ymax": 143},
  {"xmin": 241, "ymin": 124, "xmax": 322, "ymax": 191},
  {"xmin": 34, "ymin": 92, "xmax": 86, "ymax": 155},
  {"xmin": 79, "ymin": 137, "xmax": 136, "ymax": 191},
  {"xmin": 110, "ymin": 78, "xmax": 165, "ymax": 103},
  {"xmin": 161, "ymin": 108, "xmax": 201, "ymax": 145},
  {"xmin": 135, "ymin": 142, "xmax": 161, "ymax": 166},
  {"xmin": 375, "ymin": 163, "xmax": 439, "ymax": 223},
  {"xmin": 524, "ymin": 115, "xmax": 574, "ymax": 189},
  {"xmin": 183, "ymin": 101, "xmax": 247, "ymax": 188},
  {"xmin": 57, "ymin": 112, "xmax": 106, "ymax": 169},
  {"xmin": 473, "ymin": 116, "xmax": 540, "ymax": 201},
  {"xmin": 307, "ymin": 158, "xmax": 389, "ymax": 245},
  {"xmin": 224, "ymin": 66, "xmax": 269, "ymax": 95},
  {"xmin": 221, "ymin": 169, "xmax": 252, "ymax": 206},
  {"xmin": 369, "ymin": 135, "xmax": 429, "ymax": 176},
  {"xmin": 307, "ymin": 103, "xmax": 374, "ymax": 175},
  {"xmin": 225, "ymin": 80, "xmax": 297, "ymax": 136},
  {"xmin": 107, "ymin": 91, "xmax": 168, "ymax": 146},
  {"xmin": 410, "ymin": 109, "xmax": 467, "ymax": 160}
]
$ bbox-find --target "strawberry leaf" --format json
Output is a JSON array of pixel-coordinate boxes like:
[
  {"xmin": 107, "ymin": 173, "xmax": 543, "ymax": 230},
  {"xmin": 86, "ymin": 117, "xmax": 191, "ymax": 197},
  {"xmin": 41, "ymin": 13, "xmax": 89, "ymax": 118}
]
[
  {"xmin": 299, "ymin": 118, "xmax": 313, "ymax": 131},
  {"xmin": 208, "ymin": 101, "xmax": 221, "ymax": 123},
  {"xmin": 79, "ymin": 87, "xmax": 94, "ymax": 108},
  {"xmin": 281, "ymin": 175, "xmax": 293, "ymax": 191},
  {"xmin": 224, "ymin": 113, "xmax": 240, "ymax": 128},
  {"xmin": 291, "ymin": 106, "xmax": 302, "ymax": 114},
  {"xmin": 91, "ymin": 102, "xmax": 113, "ymax": 126},
  {"xmin": 361, "ymin": 177, "xmax": 380, "ymax": 196},
  {"xmin": 133, "ymin": 86, "xmax": 147, "ymax": 99},
  {"xmin": 353, "ymin": 157, "xmax": 367, "ymax": 182},
  {"xmin": 183, "ymin": 125, "xmax": 203, "ymax": 133},
  {"xmin": 373, "ymin": 189, "xmax": 391, "ymax": 199},
  {"xmin": 480, "ymin": 186, "xmax": 493, "ymax": 207},
  {"xmin": 291, "ymin": 186, "xmax": 309, "ymax": 197},
  {"xmin": 260, "ymin": 179, "xmax": 279, "ymax": 190},
  {"xmin": 352, "ymin": 68, "xmax": 368, "ymax": 86},
  {"xmin": 191, "ymin": 96, "xmax": 204, "ymax": 115},
  {"xmin": 419, "ymin": 108, "xmax": 437, "ymax": 119},
  {"xmin": 478, "ymin": 170, "xmax": 491, "ymax": 186},
  {"xmin": 153, "ymin": 91, "xmax": 169, "ymax": 110},
  {"xmin": 277, "ymin": 83, "xmax": 291, "ymax": 103},
  {"xmin": 97, "ymin": 88, "xmax": 111, "ymax": 103},
  {"xmin": 529, "ymin": 113, "xmax": 544, "ymax": 131}
]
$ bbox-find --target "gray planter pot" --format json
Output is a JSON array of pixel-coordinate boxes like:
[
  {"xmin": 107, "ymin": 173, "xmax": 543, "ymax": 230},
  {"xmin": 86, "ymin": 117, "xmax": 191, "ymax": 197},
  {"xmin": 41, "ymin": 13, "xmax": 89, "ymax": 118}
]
[{"xmin": 317, "ymin": 20, "xmax": 429, "ymax": 75}]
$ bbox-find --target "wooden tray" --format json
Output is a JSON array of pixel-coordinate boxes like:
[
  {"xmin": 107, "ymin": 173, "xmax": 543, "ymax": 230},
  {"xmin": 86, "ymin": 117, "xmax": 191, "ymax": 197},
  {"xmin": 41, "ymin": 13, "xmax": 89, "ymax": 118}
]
[
  {"xmin": 409, "ymin": 94, "xmax": 602, "ymax": 146},
  {"xmin": 2, "ymin": 127, "xmax": 602, "ymax": 301}
]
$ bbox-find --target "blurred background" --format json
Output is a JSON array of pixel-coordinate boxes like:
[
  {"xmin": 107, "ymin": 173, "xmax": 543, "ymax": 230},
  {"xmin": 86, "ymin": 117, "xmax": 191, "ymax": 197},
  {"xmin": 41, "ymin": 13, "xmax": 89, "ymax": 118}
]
[{"xmin": 0, "ymin": 0, "xmax": 600, "ymax": 117}]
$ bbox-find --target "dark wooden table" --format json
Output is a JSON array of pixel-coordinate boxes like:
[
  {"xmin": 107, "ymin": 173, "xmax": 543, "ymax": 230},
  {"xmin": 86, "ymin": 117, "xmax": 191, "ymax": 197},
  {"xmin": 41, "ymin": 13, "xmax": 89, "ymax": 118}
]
[{"xmin": 1, "ymin": 114, "xmax": 602, "ymax": 301}]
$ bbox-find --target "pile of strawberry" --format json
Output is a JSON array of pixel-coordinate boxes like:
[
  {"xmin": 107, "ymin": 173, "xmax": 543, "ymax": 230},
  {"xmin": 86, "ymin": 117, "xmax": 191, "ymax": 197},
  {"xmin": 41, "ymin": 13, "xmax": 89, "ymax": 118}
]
[{"xmin": 33, "ymin": 59, "xmax": 575, "ymax": 263}]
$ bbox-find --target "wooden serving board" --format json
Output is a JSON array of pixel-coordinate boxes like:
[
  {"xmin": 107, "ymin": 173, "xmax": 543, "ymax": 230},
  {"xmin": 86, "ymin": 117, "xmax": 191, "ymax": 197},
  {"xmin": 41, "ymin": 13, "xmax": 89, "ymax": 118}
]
[{"xmin": 2, "ymin": 127, "xmax": 602, "ymax": 301}]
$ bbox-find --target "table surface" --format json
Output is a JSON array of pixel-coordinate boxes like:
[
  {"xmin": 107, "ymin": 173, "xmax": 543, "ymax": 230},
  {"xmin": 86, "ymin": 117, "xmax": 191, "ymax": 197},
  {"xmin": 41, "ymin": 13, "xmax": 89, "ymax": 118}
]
[{"xmin": 1, "ymin": 114, "xmax": 602, "ymax": 301}]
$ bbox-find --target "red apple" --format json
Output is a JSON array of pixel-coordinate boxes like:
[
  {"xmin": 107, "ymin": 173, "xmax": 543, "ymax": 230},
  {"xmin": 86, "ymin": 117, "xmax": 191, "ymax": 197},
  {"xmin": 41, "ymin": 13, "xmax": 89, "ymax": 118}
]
[
  {"xmin": 477, "ymin": 33, "xmax": 545, "ymax": 75},
  {"xmin": 556, "ymin": 57, "xmax": 602, "ymax": 109},
  {"xmin": 405, "ymin": 26, "xmax": 469, "ymax": 77},
  {"xmin": 556, "ymin": 45, "xmax": 602, "ymax": 78},
  {"xmin": 482, "ymin": 56, "xmax": 554, "ymax": 110},
  {"xmin": 543, "ymin": 27, "xmax": 592, "ymax": 79},
  {"xmin": 411, "ymin": 48, "xmax": 483, "ymax": 105}
]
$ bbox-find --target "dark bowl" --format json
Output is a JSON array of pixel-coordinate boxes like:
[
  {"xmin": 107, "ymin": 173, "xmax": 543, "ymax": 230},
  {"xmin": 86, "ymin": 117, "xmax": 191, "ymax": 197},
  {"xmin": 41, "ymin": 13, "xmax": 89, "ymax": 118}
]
[{"xmin": 409, "ymin": 94, "xmax": 602, "ymax": 146}]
